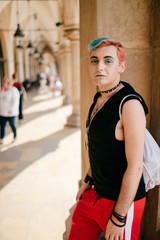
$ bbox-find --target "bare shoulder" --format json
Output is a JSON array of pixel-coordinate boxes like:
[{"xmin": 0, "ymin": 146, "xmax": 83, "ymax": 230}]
[{"xmin": 122, "ymin": 99, "xmax": 146, "ymax": 129}]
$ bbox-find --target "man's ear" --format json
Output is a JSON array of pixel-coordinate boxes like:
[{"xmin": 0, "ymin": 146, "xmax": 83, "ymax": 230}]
[{"xmin": 119, "ymin": 61, "xmax": 126, "ymax": 74}]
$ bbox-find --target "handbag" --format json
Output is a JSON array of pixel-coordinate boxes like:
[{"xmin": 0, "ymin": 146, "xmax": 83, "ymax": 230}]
[{"xmin": 119, "ymin": 94, "xmax": 160, "ymax": 192}]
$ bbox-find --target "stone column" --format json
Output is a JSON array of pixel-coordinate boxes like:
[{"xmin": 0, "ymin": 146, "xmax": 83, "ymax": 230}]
[
  {"xmin": 66, "ymin": 29, "xmax": 80, "ymax": 127},
  {"xmin": 29, "ymin": 55, "xmax": 37, "ymax": 81},
  {"xmin": 62, "ymin": 38, "xmax": 72, "ymax": 105},
  {"xmin": 63, "ymin": 0, "xmax": 80, "ymax": 126},
  {"xmin": 80, "ymin": 0, "xmax": 153, "ymax": 177},
  {"xmin": 29, "ymin": 55, "xmax": 34, "ymax": 81},
  {"xmin": 80, "ymin": 1, "xmax": 160, "ymax": 239},
  {"xmin": 59, "ymin": 38, "xmax": 72, "ymax": 105},
  {"xmin": 16, "ymin": 48, "xmax": 24, "ymax": 82},
  {"xmin": 6, "ymin": 55, "xmax": 15, "ymax": 79},
  {"xmin": 24, "ymin": 48, "xmax": 30, "ymax": 79},
  {"xmin": 142, "ymin": 1, "xmax": 160, "ymax": 239},
  {"xmin": 57, "ymin": 49, "xmax": 63, "ymax": 84},
  {"xmin": 35, "ymin": 59, "xmax": 39, "ymax": 77},
  {"xmin": 1, "ymin": 32, "xmax": 15, "ymax": 78},
  {"xmin": 80, "ymin": 0, "xmax": 97, "ymax": 180}
]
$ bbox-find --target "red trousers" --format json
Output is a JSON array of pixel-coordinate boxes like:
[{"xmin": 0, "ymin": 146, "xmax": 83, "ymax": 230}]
[{"xmin": 68, "ymin": 188, "xmax": 146, "ymax": 240}]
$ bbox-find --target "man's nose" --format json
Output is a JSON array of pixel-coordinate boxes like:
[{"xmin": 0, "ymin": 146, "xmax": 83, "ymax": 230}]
[{"xmin": 97, "ymin": 60, "xmax": 104, "ymax": 71}]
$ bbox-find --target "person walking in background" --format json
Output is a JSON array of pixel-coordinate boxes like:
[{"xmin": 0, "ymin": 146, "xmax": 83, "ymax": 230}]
[
  {"xmin": 68, "ymin": 38, "xmax": 148, "ymax": 240},
  {"xmin": 12, "ymin": 73, "xmax": 27, "ymax": 124},
  {"xmin": 0, "ymin": 77, "xmax": 20, "ymax": 144}
]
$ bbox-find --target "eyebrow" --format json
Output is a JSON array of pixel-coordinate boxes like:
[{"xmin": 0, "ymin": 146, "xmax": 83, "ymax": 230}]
[{"xmin": 90, "ymin": 56, "xmax": 114, "ymax": 59}]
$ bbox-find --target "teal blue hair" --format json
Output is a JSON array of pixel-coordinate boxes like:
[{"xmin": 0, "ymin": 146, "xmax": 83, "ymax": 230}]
[{"xmin": 88, "ymin": 38, "xmax": 123, "ymax": 52}]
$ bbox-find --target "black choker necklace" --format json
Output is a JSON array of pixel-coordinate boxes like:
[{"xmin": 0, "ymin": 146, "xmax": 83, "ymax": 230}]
[{"xmin": 99, "ymin": 81, "xmax": 121, "ymax": 94}]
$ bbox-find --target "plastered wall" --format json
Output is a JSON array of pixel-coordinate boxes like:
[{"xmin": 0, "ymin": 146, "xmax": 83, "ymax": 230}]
[
  {"xmin": 80, "ymin": 0, "xmax": 153, "ymax": 181},
  {"xmin": 143, "ymin": 1, "xmax": 160, "ymax": 239}
]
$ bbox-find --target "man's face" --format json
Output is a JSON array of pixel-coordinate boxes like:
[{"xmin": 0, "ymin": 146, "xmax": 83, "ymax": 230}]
[{"xmin": 88, "ymin": 45, "xmax": 126, "ymax": 89}]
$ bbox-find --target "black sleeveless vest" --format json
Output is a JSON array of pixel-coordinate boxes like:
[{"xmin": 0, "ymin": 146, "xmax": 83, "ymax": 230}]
[{"xmin": 86, "ymin": 81, "xmax": 148, "ymax": 201}]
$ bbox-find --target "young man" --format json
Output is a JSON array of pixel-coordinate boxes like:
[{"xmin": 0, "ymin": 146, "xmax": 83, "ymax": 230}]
[{"xmin": 68, "ymin": 38, "xmax": 148, "ymax": 240}]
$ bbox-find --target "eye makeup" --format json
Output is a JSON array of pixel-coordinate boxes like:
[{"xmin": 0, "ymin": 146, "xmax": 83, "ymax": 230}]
[{"xmin": 90, "ymin": 56, "xmax": 114, "ymax": 64}]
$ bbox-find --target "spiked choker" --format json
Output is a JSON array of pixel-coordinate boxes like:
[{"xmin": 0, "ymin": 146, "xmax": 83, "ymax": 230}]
[{"xmin": 99, "ymin": 81, "xmax": 121, "ymax": 94}]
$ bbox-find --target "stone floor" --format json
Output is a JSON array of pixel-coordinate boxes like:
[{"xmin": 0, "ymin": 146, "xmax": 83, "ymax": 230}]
[{"xmin": 0, "ymin": 89, "xmax": 81, "ymax": 240}]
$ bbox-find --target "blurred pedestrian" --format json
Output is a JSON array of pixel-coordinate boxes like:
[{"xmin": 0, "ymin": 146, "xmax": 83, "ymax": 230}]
[
  {"xmin": 50, "ymin": 75, "xmax": 63, "ymax": 95},
  {"xmin": 38, "ymin": 72, "xmax": 48, "ymax": 93},
  {"xmin": 55, "ymin": 75, "xmax": 63, "ymax": 93},
  {"xmin": 12, "ymin": 73, "xmax": 27, "ymax": 123},
  {"xmin": 23, "ymin": 78, "xmax": 31, "ymax": 92},
  {"xmin": 0, "ymin": 77, "xmax": 20, "ymax": 144}
]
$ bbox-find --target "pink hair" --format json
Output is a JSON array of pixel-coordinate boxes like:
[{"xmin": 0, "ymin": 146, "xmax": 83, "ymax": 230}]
[{"xmin": 97, "ymin": 41, "xmax": 125, "ymax": 63}]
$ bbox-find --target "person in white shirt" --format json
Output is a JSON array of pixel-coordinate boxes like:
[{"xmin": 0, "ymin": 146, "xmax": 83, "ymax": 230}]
[{"xmin": 0, "ymin": 77, "xmax": 20, "ymax": 144}]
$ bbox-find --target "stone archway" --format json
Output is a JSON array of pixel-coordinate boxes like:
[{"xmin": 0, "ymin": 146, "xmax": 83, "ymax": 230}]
[{"xmin": 41, "ymin": 45, "xmax": 57, "ymax": 76}]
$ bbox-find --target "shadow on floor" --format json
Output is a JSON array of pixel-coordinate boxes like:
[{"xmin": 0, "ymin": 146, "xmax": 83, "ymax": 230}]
[
  {"xmin": 18, "ymin": 94, "xmax": 67, "ymax": 128},
  {"xmin": 0, "ymin": 126, "xmax": 78, "ymax": 190}
]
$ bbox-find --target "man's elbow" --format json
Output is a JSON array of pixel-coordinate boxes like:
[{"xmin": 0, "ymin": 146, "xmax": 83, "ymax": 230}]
[{"xmin": 128, "ymin": 161, "xmax": 143, "ymax": 176}]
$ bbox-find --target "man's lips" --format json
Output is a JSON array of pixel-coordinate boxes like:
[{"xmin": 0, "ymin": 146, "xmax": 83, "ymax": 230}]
[{"xmin": 95, "ymin": 74, "xmax": 106, "ymax": 77}]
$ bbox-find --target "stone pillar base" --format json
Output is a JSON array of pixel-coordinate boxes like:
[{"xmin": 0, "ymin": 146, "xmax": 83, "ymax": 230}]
[
  {"xmin": 67, "ymin": 113, "xmax": 80, "ymax": 127},
  {"xmin": 63, "ymin": 96, "xmax": 71, "ymax": 105}
]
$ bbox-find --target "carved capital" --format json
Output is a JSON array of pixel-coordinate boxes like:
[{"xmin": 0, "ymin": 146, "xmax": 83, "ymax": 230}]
[{"xmin": 64, "ymin": 25, "xmax": 80, "ymax": 41}]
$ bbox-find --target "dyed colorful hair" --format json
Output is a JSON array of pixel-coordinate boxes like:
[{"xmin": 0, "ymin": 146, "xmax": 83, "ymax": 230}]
[{"xmin": 88, "ymin": 38, "xmax": 125, "ymax": 63}]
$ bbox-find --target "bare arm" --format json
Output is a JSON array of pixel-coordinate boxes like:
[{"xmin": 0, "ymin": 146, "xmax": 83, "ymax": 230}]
[
  {"xmin": 105, "ymin": 100, "xmax": 146, "ymax": 239},
  {"xmin": 115, "ymin": 100, "xmax": 146, "ymax": 214}
]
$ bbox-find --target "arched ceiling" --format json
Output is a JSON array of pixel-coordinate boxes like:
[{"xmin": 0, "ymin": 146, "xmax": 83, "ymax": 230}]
[{"xmin": 0, "ymin": 0, "xmax": 63, "ymax": 55}]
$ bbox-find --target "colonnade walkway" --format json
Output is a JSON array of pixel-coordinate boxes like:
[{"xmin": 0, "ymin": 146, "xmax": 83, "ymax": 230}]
[{"xmin": 0, "ymin": 89, "xmax": 81, "ymax": 240}]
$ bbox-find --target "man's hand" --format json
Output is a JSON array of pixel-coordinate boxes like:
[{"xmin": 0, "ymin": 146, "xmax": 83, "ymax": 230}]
[
  {"xmin": 105, "ymin": 219, "xmax": 124, "ymax": 240},
  {"xmin": 76, "ymin": 182, "xmax": 91, "ymax": 202}
]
